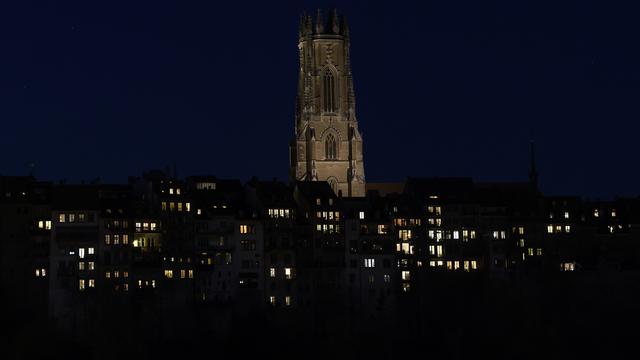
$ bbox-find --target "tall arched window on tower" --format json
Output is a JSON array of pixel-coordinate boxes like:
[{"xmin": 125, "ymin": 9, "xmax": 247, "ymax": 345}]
[
  {"xmin": 323, "ymin": 68, "xmax": 335, "ymax": 113},
  {"xmin": 325, "ymin": 134, "xmax": 337, "ymax": 160}
]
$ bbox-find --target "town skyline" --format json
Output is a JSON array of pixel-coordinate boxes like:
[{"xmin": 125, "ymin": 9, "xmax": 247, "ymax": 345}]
[{"xmin": 3, "ymin": 1, "xmax": 640, "ymax": 199}]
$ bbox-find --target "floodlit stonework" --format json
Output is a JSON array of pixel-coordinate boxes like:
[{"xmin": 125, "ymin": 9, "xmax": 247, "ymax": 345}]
[{"xmin": 290, "ymin": 10, "xmax": 366, "ymax": 197}]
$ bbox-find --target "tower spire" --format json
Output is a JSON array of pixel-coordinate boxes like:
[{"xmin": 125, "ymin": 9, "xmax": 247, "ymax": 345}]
[
  {"xmin": 315, "ymin": 9, "xmax": 324, "ymax": 34},
  {"xmin": 328, "ymin": 8, "xmax": 340, "ymax": 34}
]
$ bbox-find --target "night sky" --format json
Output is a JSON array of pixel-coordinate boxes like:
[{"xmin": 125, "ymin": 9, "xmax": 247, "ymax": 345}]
[{"xmin": 2, "ymin": 0, "xmax": 639, "ymax": 199}]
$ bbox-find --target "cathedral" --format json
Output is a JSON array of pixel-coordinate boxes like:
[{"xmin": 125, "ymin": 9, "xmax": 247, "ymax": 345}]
[{"xmin": 290, "ymin": 9, "xmax": 366, "ymax": 197}]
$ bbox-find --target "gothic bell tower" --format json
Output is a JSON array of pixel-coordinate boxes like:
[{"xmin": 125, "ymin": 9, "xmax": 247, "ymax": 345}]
[{"xmin": 289, "ymin": 9, "xmax": 366, "ymax": 197}]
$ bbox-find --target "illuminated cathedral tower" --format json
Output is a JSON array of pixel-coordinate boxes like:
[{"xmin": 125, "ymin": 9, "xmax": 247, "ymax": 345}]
[{"xmin": 290, "ymin": 9, "xmax": 366, "ymax": 197}]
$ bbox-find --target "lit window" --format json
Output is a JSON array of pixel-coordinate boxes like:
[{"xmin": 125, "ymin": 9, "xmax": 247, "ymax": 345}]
[
  {"xmin": 402, "ymin": 283, "xmax": 410, "ymax": 292},
  {"xmin": 398, "ymin": 230, "xmax": 412, "ymax": 241},
  {"xmin": 69, "ymin": 214, "xmax": 75, "ymax": 223},
  {"xmin": 269, "ymin": 268, "xmax": 276, "ymax": 278},
  {"xmin": 285, "ymin": 296, "xmax": 291, "ymax": 306},
  {"xmin": 162, "ymin": 202, "xmax": 167, "ymax": 211},
  {"xmin": 536, "ymin": 248, "xmax": 543, "ymax": 256},
  {"xmin": 79, "ymin": 279, "xmax": 85, "ymax": 291},
  {"xmin": 197, "ymin": 209, "xmax": 202, "ymax": 215},
  {"xmin": 464, "ymin": 261, "xmax": 470, "ymax": 271},
  {"xmin": 470, "ymin": 231, "xmax": 476, "ymax": 239},
  {"xmin": 177, "ymin": 202, "xmax": 183, "ymax": 212},
  {"xmin": 59, "ymin": 214, "xmax": 66, "ymax": 223},
  {"xmin": 429, "ymin": 261, "xmax": 436, "ymax": 267},
  {"xmin": 188, "ymin": 270, "xmax": 193, "ymax": 278},
  {"xmin": 518, "ymin": 227, "xmax": 524, "ymax": 235},
  {"xmin": 446, "ymin": 261, "xmax": 452, "ymax": 270},
  {"xmin": 547, "ymin": 225, "xmax": 553, "ymax": 234},
  {"xmin": 527, "ymin": 248, "xmax": 534, "ymax": 256},
  {"xmin": 45, "ymin": 220, "xmax": 51, "ymax": 230},
  {"xmin": 364, "ymin": 258, "xmax": 375, "ymax": 268},
  {"xmin": 169, "ymin": 202, "xmax": 175, "ymax": 211},
  {"xmin": 78, "ymin": 248, "xmax": 85, "ymax": 259},
  {"xmin": 453, "ymin": 231, "xmax": 459, "ymax": 240},
  {"xmin": 35, "ymin": 269, "xmax": 41, "ymax": 277},
  {"xmin": 88, "ymin": 262, "xmax": 94, "ymax": 270},
  {"xmin": 124, "ymin": 271, "xmax": 129, "ymax": 278},
  {"xmin": 401, "ymin": 271, "xmax": 410, "ymax": 281},
  {"xmin": 564, "ymin": 212, "xmax": 569, "ymax": 219},
  {"xmin": 180, "ymin": 270, "xmax": 186, "ymax": 279},
  {"xmin": 594, "ymin": 209, "xmax": 599, "ymax": 218},
  {"xmin": 169, "ymin": 188, "xmax": 174, "ymax": 195},
  {"xmin": 239, "ymin": 225, "xmax": 253, "ymax": 234},
  {"xmin": 565, "ymin": 225, "xmax": 571, "ymax": 233},
  {"xmin": 88, "ymin": 279, "xmax": 94, "ymax": 288},
  {"xmin": 428, "ymin": 245, "xmax": 435, "ymax": 255},
  {"xmin": 454, "ymin": 261, "xmax": 460, "ymax": 270},
  {"xmin": 359, "ymin": 211, "xmax": 365, "ymax": 220},
  {"xmin": 88, "ymin": 247, "xmax": 94, "ymax": 255},
  {"xmin": 38, "ymin": 220, "xmax": 44, "ymax": 229},
  {"xmin": 123, "ymin": 234, "xmax": 129, "ymax": 244},
  {"xmin": 471, "ymin": 260, "xmax": 477, "ymax": 270},
  {"xmin": 176, "ymin": 188, "xmax": 181, "ymax": 195},
  {"xmin": 384, "ymin": 274, "xmax": 391, "ymax": 283},
  {"xmin": 436, "ymin": 245, "xmax": 443, "ymax": 258},
  {"xmin": 316, "ymin": 198, "xmax": 321, "ymax": 206},
  {"xmin": 105, "ymin": 271, "xmax": 111, "ymax": 278},
  {"xmin": 519, "ymin": 239, "xmax": 525, "ymax": 247},
  {"xmin": 164, "ymin": 270, "xmax": 173, "ymax": 279},
  {"xmin": 186, "ymin": 203, "xmax": 191, "ymax": 212},
  {"xmin": 150, "ymin": 223, "xmax": 157, "ymax": 231},
  {"xmin": 427, "ymin": 206, "xmax": 433, "ymax": 213},
  {"xmin": 113, "ymin": 234, "xmax": 120, "ymax": 245},
  {"xmin": 269, "ymin": 296, "xmax": 276, "ymax": 306},
  {"xmin": 284, "ymin": 268, "xmax": 294, "ymax": 279},
  {"xmin": 377, "ymin": 225, "xmax": 387, "ymax": 235},
  {"xmin": 114, "ymin": 271, "xmax": 119, "ymax": 278},
  {"xmin": 611, "ymin": 210, "xmax": 616, "ymax": 217}
]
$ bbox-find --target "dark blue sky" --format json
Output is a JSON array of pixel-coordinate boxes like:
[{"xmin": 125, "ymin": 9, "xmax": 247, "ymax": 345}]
[{"xmin": 2, "ymin": 0, "xmax": 639, "ymax": 198}]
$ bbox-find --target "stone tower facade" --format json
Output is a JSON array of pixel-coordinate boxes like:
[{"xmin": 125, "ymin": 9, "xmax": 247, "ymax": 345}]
[{"xmin": 290, "ymin": 9, "xmax": 366, "ymax": 197}]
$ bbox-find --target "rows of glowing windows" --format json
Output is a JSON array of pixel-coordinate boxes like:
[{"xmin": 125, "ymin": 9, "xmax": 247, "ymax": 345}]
[
  {"xmin": 428, "ymin": 230, "xmax": 477, "ymax": 241},
  {"xmin": 428, "ymin": 260, "xmax": 478, "ymax": 271},
  {"xmin": 268, "ymin": 267, "xmax": 295, "ymax": 279},
  {"xmin": 58, "ymin": 212, "xmax": 92, "ymax": 223},
  {"xmin": 268, "ymin": 208, "xmax": 292, "ymax": 219},
  {"xmin": 317, "ymin": 211, "xmax": 340, "ymax": 221},
  {"xmin": 316, "ymin": 224, "xmax": 341, "ymax": 234},
  {"xmin": 547, "ymin": 225, "xmax": 571, "ymax": 234},
  {"xmin": 161, "ymin": 202, "xmax": 191, "ymax": 212},
  {"xmin": 269, "ymin": 295, "xmax": 292, "ymax": 307},
  {"xmin": 163, "ymin": 269, "xmax": 194, "ymax": 279}
]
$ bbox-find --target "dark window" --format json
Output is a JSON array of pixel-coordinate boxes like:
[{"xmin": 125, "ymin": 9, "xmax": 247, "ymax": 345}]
[
  {"xmin": 323, "ymin": 68, "xmax": 336, "ymax": 112},
  {"xmin": 325, "ymin": 134, "xmax": 337, "ymax": 160}
]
